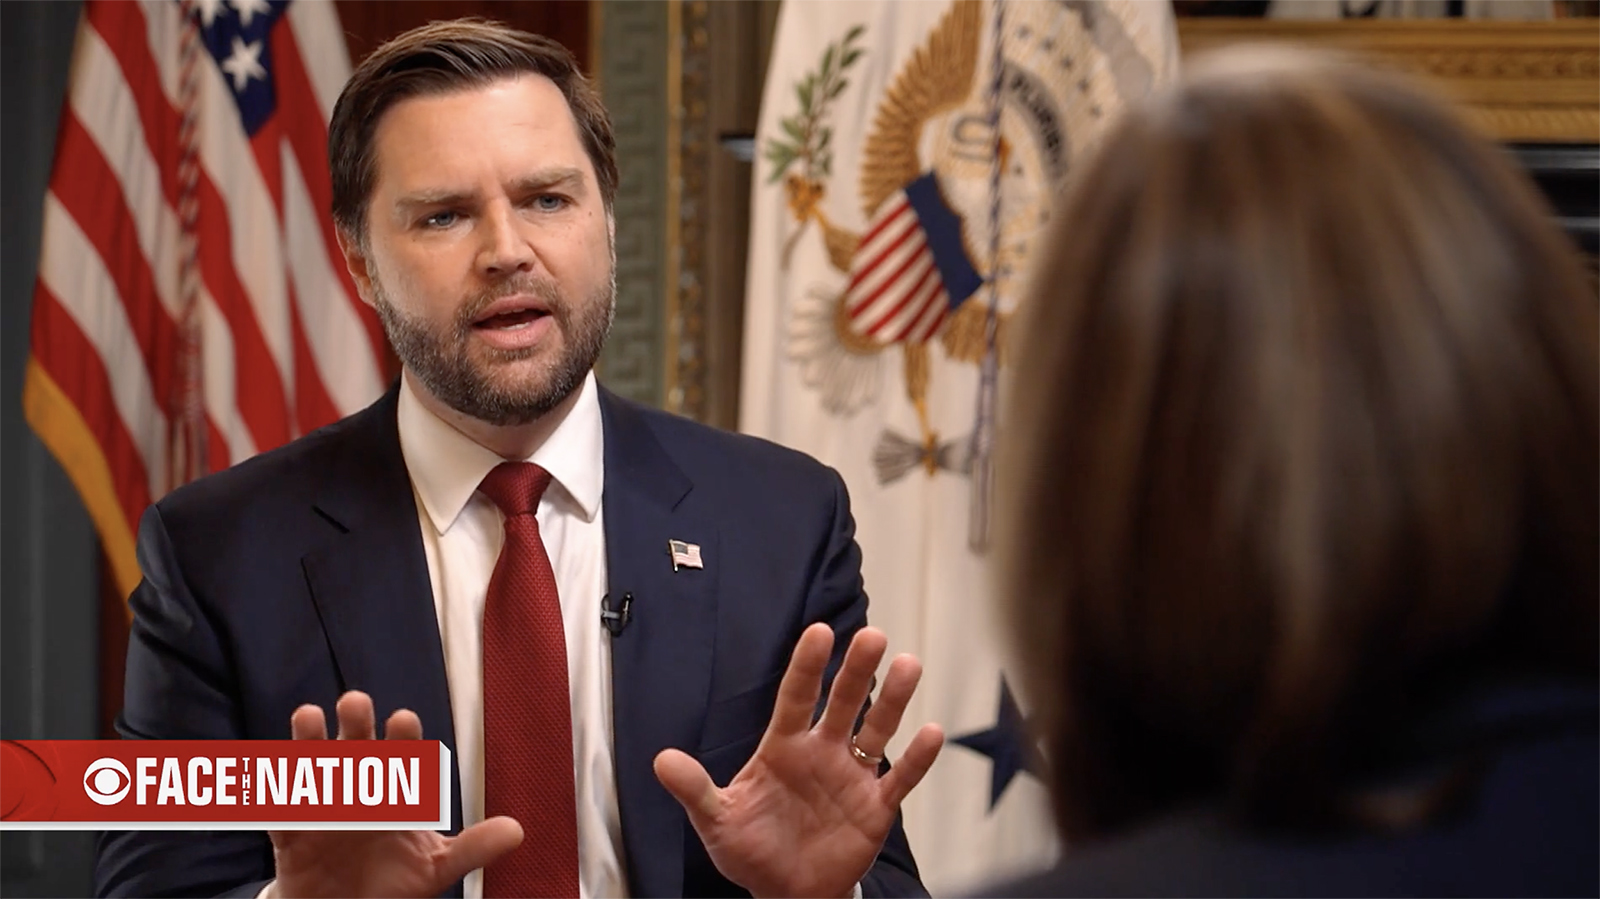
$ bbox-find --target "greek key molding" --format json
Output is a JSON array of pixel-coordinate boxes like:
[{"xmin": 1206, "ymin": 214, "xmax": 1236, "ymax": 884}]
[{"xmin": 595, "ymin": 0, "xmax": 670, "ymax": 406}]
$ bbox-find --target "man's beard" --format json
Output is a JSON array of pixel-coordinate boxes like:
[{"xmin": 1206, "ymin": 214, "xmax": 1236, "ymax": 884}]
[{"xmin": 372, "ymin": 270, "xmax": 615, "ymax": 427}]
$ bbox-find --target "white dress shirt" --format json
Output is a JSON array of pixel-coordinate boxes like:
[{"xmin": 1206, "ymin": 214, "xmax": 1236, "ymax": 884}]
[{"xmin": 399, "ymin": 370, "xmax": 626, "ymax": 899}]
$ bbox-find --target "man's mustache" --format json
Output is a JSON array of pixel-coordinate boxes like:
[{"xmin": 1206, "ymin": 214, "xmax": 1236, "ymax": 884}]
[{"xmin": 454, "ymin": 277, "xmax": 565, "ymax": 328}]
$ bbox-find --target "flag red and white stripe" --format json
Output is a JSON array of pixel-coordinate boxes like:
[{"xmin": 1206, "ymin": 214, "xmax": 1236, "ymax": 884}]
[
  {"xmin": 842, "ymin": 172, "xmax": 982, "ymax": 347},
  {"xmin": 24, "ymin": 0, "xmax": 386, "ymax": 600},
  {"xmin": 844, "ymin": 194, "xmax": 950, "ymax": 345}
]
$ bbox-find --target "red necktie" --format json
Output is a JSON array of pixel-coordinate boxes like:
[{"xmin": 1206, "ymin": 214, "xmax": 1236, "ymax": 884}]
[{"xmin": 478, "ymin": 462, "xmax": 580, "ymax": 898}]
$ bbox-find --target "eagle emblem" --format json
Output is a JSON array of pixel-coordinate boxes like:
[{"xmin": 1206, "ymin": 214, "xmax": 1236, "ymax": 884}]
[{"xmin": 764, "ymin": 0, "xmax": 1162, "ymax": 548}]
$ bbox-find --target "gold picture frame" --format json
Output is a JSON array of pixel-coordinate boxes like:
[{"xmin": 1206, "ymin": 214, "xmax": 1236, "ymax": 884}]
[{"xmin": 1177, "ymin": 19, "xmax": 1600, "ymax": 143}]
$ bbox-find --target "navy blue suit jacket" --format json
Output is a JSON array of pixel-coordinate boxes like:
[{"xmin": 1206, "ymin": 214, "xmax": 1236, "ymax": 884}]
[{"xmin": 95, "ymin": 385, "xmax": 925, "ymax": 898}]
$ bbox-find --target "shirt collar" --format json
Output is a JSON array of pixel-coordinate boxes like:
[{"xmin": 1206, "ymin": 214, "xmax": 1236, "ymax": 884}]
[{"xmin": 397, "ymin": 370, "xmax": 605, "ymax": 535}]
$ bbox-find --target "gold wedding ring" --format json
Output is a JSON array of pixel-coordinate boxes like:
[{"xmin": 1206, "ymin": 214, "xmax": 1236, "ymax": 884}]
[{"xmin": 849, "ymin": 736, "xmax": 883, "ymax": 766}]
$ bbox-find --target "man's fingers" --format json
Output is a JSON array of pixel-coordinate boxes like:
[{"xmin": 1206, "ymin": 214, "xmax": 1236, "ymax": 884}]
[
  {"xmin": 335, "ymin": 691, "xmax": 376, "ymax": 741},
  {"xmin": 384, "ymin": 708, "xmax": 422, "ymax": 741},
  {"xmin": 817, "ymin": 628, "xmax": 888, "ymax": 740},
  {"xmin": 652, "ymin": 748, "xmax": 722, "ymax": 829},
  {"xmin": 879, "ymin": 723, "xmax": 944, "ymax": 807},
  {"xmin": 290, "ymin": 694, "xmax": 394, "ymax": 741},
  {"xmin": 851, "ymin": 653, "xmax": 921, "ymax": 757},
  {"xmin": 289, "ymin": 704, "xmax": 327, "ymax": 741},
  {"xmin": 767, "ymin": 623, "xmax": 834, "ymax": 737},
  {"xmin": 438, "ymin": 816, "xmax": 524, "ymax": 887}
]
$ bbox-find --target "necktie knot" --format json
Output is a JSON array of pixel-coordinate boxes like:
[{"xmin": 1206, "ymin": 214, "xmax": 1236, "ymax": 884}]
[{"xmin": 479, "ymin": 462, "xmax": 553, "ymax": 518}]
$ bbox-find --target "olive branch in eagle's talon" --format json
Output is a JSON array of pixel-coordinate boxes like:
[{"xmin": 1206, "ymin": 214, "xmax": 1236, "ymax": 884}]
[{"xmin": 764, "ymin": 24, "xmax": 866, "ymax": 268}]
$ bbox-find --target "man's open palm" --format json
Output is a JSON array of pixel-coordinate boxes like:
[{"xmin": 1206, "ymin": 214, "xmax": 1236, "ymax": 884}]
[
  {"xmin": 654, "ymin": 625, "xmax": 944, "ymax": 899},
  {"xmin": 266, "ymin": 693, "xmax": 522, "ymax": 898}
]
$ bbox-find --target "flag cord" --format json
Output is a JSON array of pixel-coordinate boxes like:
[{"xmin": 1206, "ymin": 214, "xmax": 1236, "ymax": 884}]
[
  {"xmin": 966, "ymin": 0, "xmax": 1006, "ymax": 552},
  {"xmin": 174, "ymin": 0, "xmax": 207, "ymax": 487}
]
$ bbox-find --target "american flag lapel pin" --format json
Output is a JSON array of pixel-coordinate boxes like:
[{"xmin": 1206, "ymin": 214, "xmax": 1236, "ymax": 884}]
[{"xmin": 668, "ymin": 539, "xmax": 703, "ymax": 572}]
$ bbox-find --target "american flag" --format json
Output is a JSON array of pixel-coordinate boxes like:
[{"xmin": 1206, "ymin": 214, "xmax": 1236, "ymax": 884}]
[
  {"xmin": 843, "ymin": 172, "xmax": 982, "ymax": 346},
  {"xmin": 668, "ymin": 540, "xmax": 703, "ymax": 571},
  {"xmin": 23, "ymin": 0, "xmax": 386, "ymax": 600}
]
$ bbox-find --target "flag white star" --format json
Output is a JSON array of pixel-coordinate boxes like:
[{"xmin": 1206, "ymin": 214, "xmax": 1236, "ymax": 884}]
[
  {"xmin": 220, "ymin": 36, "xmax": 267, "ymax": 92},
  {"xmin": 193, "ymin": 0, "xmax": 226, "ymax": 28},
  {"xmin": 229, "ymin": 0, "xmax": 273, "ymax": 28}
]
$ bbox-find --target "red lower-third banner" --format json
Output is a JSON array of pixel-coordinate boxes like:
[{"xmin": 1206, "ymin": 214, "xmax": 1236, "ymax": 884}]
[{"xmin": 0, "ymin": 740, "xmax": 450, "ymax": 830}]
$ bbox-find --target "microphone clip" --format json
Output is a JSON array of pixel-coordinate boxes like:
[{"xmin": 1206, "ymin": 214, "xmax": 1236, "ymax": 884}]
[{"xmin": 601, "ymin": 592, "xmax": 633, "ymax": 637}]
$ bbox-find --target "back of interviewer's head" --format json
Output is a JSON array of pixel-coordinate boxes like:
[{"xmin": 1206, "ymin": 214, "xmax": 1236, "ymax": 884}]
[{"xmin": 999, "ymin": 45, "xmax": 1598, "ymax": 843}]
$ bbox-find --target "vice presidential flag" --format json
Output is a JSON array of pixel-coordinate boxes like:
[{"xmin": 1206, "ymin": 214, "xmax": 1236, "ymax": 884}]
[{"xmin": 741, "ymin": 1, "xmax": 1178, "ymax": 890}]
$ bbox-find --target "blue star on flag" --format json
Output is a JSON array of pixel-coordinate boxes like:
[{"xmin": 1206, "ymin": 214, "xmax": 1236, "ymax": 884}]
[{"xmin": 952, "ymin": 677, "xmax": 1044, "ymax": 810}]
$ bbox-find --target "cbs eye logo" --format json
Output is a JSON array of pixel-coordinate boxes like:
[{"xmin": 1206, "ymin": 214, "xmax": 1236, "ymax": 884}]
[{"xmin": 83, "ymin": 758, "xmax": 131, "ymax": 805}]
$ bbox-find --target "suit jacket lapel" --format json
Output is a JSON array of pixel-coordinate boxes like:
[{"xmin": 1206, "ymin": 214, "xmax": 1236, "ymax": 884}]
[
  {"xmin": 600, "ymin": 389, "xmax": 719, "ymax": 898},
  {"xmin": 299, "ymin": 387, "xmax": 465, "ymax": 843}
]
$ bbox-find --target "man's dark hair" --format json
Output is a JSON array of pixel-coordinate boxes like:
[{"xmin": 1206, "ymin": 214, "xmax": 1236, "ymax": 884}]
[{"xmin": 328, "ymin": 18, "xmax": 618, "ymax": 240}]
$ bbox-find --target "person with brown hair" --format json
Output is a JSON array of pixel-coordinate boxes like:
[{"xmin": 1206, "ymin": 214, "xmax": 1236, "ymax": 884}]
[
  {"xmin": 992, "ymin": 46, "xmax": 1598, "ymax": 897},
  {"xmin": 96, "ymin": 19, "xmax": 941, "ymax": 899}
]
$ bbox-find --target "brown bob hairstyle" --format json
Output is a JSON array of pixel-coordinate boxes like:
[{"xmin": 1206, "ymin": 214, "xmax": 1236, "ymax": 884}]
[
  {"xmin": 327, "ymin": 18, "xmax": 619, "ymax": 241},
  {"xmin": 998, "ymin": 47, "xmax": 1597, "ymax": 842}
]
